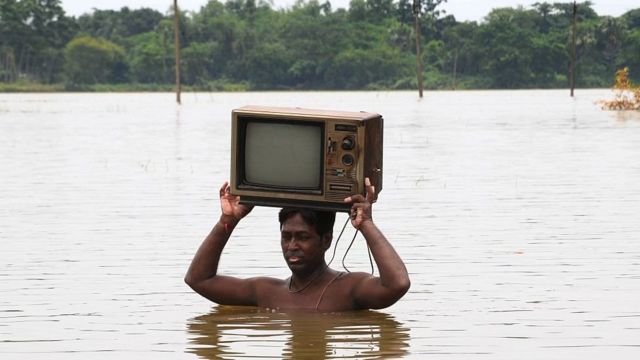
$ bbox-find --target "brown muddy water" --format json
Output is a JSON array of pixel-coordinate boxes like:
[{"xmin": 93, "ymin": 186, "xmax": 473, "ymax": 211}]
[{"xmin": 1, "ymin": 90, "xmax": 640, "ymax": 359}]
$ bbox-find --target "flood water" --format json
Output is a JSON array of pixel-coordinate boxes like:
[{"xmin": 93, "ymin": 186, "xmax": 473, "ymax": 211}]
[{"xmin": 1, "ymin": 90, "xmax": 640, "ymax": 359}]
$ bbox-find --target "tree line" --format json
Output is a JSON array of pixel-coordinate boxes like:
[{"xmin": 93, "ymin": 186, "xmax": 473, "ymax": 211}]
[{"xmin": 1, "ymin": 0, "xmax": 639, "ymax": 90}]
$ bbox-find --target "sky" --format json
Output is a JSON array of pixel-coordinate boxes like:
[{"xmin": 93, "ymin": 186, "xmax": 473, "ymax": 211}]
[{"xmin": 60, "ymin": 0, "xmax": 638, "ymax": 21}]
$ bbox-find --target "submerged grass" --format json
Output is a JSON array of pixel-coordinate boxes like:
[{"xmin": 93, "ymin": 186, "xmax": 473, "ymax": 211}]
[
  {"xmin": 0, "ymin": 81, "xmax": 255, "ymax": 93},
  {"xmin": 0, "ymin": 82, "xmax": 65, "ymax": 92}
]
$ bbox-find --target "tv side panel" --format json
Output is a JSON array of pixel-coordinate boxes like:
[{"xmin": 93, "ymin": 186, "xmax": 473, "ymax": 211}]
[{"xmin": 363, "ymin": 115, "xmax": 383, "ymax": 201}]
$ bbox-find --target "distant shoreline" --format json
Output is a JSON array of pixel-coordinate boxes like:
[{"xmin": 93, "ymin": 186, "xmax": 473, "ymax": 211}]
[
  {"xmin": 0, "ymin": 83, "xmax": 189, "ymax": 93},
  {"xmin": 0, "ymin": 82, "xmax": 611, "ymax": 93}
]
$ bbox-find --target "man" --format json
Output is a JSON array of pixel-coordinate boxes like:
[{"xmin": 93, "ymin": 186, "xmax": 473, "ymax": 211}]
[{"xmin": 185, "ymin": 178, "xmax": 410, "ymax": 311}]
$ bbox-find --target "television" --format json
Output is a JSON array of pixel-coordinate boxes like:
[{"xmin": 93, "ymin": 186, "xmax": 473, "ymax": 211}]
[{"xmin": 230, "ymin": 105, "xmax": 383, "ymax": 212}]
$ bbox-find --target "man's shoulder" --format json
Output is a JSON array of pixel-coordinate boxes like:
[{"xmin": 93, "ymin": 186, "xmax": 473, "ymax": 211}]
[
  {"xmin": 247, "ymin": 276, "xmax": 287, "ymax": 289},
  {"xmin": 333, "ymin": 271, "xmax": 375, "ymax": 287},
  {"xmin": 339, "ymin": 271, "xmax": 374, "ymax": 279},
  {"xmin": 321, "ymin": 271, "xmax": 378, "ymax": 310}
]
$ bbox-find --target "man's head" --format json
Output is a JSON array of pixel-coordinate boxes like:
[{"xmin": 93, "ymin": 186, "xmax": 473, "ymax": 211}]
[
  {"xmin": 278, "ymin": 208, "xmax": 336, "ymax": 238},
  {"xmin": 278, "ymin": 208, "xmax": 336, "ymax": 274}
]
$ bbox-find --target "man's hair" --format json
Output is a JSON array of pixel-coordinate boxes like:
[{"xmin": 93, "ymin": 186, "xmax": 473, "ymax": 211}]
[{"xmin": 278, "ymin": 208, "xmax": 336, "ymax": 237}]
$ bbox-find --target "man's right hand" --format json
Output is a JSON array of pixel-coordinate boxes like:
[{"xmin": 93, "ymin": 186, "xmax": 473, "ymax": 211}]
[
  {"xmin": 185, "ymin": 181, "xmax": 257, "ymax": 307},
  {"xmin": 219, "ymin": 181, "xmax": 253, "ymax": 223},
  {"xmin": 344, "ymin": 177, "xmax": 375, "ymax": 230}
]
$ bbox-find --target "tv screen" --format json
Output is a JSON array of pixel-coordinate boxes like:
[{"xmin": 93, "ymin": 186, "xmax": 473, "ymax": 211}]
[{"xmin": 243, "ymin": 120, "xmax": 323, "ymax": 190}]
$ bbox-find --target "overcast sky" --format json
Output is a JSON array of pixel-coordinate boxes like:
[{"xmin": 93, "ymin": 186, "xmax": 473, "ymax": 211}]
[{"xmin": 60, "ymin": 0, "xmax": 638, "ymax": 21}]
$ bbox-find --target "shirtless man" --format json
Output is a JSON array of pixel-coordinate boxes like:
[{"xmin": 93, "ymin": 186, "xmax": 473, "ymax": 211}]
[{"xmin": 185, "ymin": 178, "xmax": 410, "ymax": 311}]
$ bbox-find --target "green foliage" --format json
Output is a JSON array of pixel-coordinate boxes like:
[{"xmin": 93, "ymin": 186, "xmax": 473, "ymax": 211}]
[
  {"xmin": 127, "ymin": 31, "xmax": 171, "ymax": 84},
  {"xmin": 326, "ymin": 45, "xmax": 411, "ymax": 89},
  {"xmin": 620, "ymin": 29, "xmax": 640, "ymax": 82},
  {"xmin": 77, "ymin": 7, "xmax": 164, "ymax": 42},
  {"xmin": 1, "ymin": 0, "xmax": 640, "ymax": 90},
  {"xmin": 64, "ymin": 36, "xmax": 126, "ymax": 84},
  {"xmin": 182, "ymin": 41, "xmax": 219, "ymax": 85},
  {"xmin": 0, "ymin": 0, "xmax": 76, "ymax": 83}
]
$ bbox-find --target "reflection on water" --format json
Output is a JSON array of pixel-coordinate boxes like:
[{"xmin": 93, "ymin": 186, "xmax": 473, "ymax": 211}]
[{"xmin": 187, "ymin": 306, "xmax": 410, "ymax": 359}]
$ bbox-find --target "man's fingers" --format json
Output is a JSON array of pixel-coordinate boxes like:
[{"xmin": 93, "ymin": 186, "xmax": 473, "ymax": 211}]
[
  {"xmin": 219, "ymin": 181, "xmax": 229, "ymax": 196},
  {"xmin": 366, "ymin": 184, "xmax": 375, "ymax": 202},
  {"xmin": 346, "ymin": 194, "xmax": 366, "ymax": 204},
  {"xmin": 362, "ymin": 177, "xmax": 376, "ymax": 203}
]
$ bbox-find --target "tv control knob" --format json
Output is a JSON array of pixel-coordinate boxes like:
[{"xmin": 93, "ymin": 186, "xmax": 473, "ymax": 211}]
[
  {"xmin": 341, "ymin": 136, "xmax": 355, "ymax": 150},
  {"xmin": 341, "ymin": 154, "xmax": 354, "ymax": 166}
]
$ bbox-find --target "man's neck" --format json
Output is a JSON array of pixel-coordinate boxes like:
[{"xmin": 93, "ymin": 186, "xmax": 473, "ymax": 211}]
[{"xmin": 289, "ymin": 264, "xmax": 328, "ymax": 293}]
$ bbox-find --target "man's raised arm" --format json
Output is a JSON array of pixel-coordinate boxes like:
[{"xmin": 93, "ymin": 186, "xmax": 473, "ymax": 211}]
[
  {"xmin": 184, "ymin": 182, "xmax": 256, "ymax": 305},
  {"xmin": 344, "ymin": 178, "xmax": 411, "ymax": 309}
]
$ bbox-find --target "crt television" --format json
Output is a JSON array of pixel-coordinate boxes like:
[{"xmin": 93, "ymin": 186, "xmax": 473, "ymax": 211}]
[{"xmin": 230, "ymin": 105, "xmax": 383, "ymax": 212}]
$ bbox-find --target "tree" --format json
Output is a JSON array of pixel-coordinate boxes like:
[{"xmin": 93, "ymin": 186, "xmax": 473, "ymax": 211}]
[
  {"xmin": 595, "ymin": 17, "xmax": 627, "ymax": 75},
  {"xmin": 552, "ymin": 1, "xmax": 597, "ymax": 21},
  {"xmin": 77, "ymin": 7, "xmax": 164, "ymax": 42},
  {"xmin": 245, "ymin": 42, "xmax": 293, "ymax": 87},
  {"xmin": 182, "ymin": 41, "xmax": 218, "ymax": 85},
  {"xmin": 442, "ymin": 21, "xmax": 479, "ymax": 88},
  {"xmin": 128, "ymin": 32, "xmax": 170, "ymax": 83},
  {"xmin": 2, "ymin": 0, "xmax": 639, "ymax": 90},
  {"xmin": 395, "ymin": 0, "xmax": 413, "ymax": 25},
  {"xmin": 0, "ymin": 0, "xmax": 75, "ymax": 82},
  {"xmin": 477, "ymin": 7, "xmax": 539, "ymax": 88},
  {"xmin": 415, "ymin": 0, "xmax": 447, "ymax": 40},
  {"xmin": 622, "ymin": 8, "xmax": 640, "ymax": 29},
  {"xmin": 280, "ymin": 1, "xmax": 350, "ymax": 87},
  {"xmin": 325, "ymin": 45, "xmax": 412, "ymax": 89},
  {"xmin": 619, "ymin": 29, "xmax": 640, "ymax": 82},
  {"xmin": 64, "ymin": 36, "xmax": 127, "ymax": 84}
]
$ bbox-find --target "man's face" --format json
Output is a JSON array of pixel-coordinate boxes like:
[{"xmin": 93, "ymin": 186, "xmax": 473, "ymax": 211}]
[{"xmin": 280, "ymin": 213, "xmax": 328, "ymax": 275}]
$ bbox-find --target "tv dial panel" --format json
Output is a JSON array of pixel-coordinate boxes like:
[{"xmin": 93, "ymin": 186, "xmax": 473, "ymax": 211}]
[{"xmin": 325, "ymin": 123, "xmax": 360, "ymax": 199}]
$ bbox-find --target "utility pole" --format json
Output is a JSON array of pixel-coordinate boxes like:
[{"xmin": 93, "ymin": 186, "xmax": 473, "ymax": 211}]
[
  {"xmin": 569, "ymin": 0, "xmax": 577, "ymax": 97},
  {"xmin": 173, "ymin": 0, "xmax": 181, "ymax": 104},
  {"xmin": 413, "ymin": 0, "xmax": 424, "ymax": 98},
  {"xmin": 162, "ymin": 31, "xmax": 167, "ymax": 83}
]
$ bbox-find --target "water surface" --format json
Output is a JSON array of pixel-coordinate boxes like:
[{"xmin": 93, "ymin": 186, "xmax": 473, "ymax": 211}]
[{"xmin": 1, "ymin": 90, "xmax": 640, "ymax": 359}]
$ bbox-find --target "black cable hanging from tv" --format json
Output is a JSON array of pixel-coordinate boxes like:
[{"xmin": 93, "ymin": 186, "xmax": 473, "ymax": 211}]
[
  {"xmin": 328, "ymin": 215, "xmax": 375, "ymax": 275},
  {"xmin": 327, "ymin": 217, "xmax": 349, "ymax": 266}
]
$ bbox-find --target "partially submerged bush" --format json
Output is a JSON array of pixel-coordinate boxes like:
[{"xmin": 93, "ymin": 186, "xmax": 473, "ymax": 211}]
[{"xmin": 599, "ymin": 67, "xmax": 640, "ymax": 110}]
